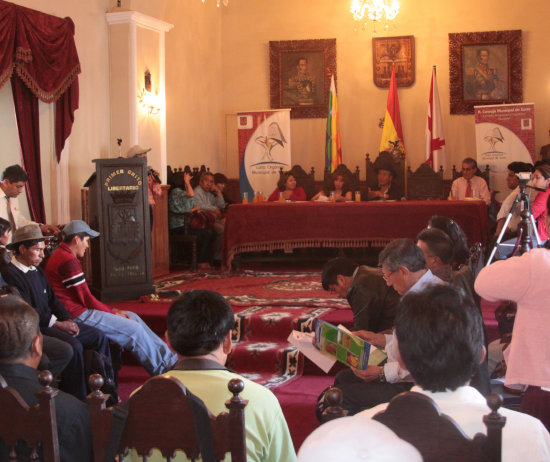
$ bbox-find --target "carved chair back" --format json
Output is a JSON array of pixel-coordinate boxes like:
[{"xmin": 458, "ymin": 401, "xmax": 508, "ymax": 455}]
[
  {"xmin": 0, "ymin": 371, "xmax": 60, "ymax": 462},
  {"xmin": 87, "ymin": 374, "xmax": 248, "ymax": 462}
]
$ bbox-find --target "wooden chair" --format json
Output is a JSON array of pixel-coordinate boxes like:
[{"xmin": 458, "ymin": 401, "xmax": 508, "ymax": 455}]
[
  {"xmin": 87, "ymin": 374, "xmax": 248, "ymax": 462},
  {"xmin": 321, "ymin": 388, "xmax": 505, "ymax": 462},
  {"xmin": 168, "ymin": 212, "xmax": 198, "ymax": 272},
  {"xmin": 279, "ymin": 165, "xmax": 316, "ymax": 200},
  {"xmin": 0, "ymin": 370, "xmax": 60, "ymax": 462},
  {"xmin": 407, "ymin": 163, "xmax": 445, "ymax": 200},
  {"xmin": 373, "ymin": 391, "xmax": 506, "ymax": 462}
]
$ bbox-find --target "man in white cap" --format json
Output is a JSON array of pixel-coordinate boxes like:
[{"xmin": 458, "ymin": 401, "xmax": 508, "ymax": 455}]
[{"xmin": 44, "ymin": 220, "xmax": 176, "ymax": 376}]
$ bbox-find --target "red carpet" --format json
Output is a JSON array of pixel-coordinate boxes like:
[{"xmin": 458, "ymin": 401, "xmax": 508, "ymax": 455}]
[{"xmin": 112, "ymin": 268, "xmax": 500, "ymax": 451}]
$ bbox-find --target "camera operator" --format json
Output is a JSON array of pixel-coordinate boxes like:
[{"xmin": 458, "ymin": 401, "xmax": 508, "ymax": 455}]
[{"xmin": 494, "ymin": 162, "xmax": 534, "ymax": 239}]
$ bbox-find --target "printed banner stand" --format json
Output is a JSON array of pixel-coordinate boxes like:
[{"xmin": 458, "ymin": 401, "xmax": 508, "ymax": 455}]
[
  {"xmin": 475, "ymin": 103, "xmax": 535, "ymax": 202},
  {"xmin": 237, "ymin": 109, "xmax": 292, "ymax": 201}
]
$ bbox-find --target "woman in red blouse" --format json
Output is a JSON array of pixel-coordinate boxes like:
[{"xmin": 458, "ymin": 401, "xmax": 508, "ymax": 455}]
[{"xmin": 268, "ymin": 172, "xmax": 306, "ymax": 201}]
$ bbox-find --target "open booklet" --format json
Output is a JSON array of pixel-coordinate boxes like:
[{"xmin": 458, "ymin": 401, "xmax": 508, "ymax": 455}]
[{"xmin": 288, "ymin": 320, "xmax": 387, "ymax": 373}]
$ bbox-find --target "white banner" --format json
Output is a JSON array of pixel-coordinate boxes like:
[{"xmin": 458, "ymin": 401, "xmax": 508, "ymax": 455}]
[
  {"xmin": 475, "ymin": 103, "xmax": 535, "ymax": 202},
  {"xmin": 237, "ymin": 109, "xmax": 291, "ymax": 200}
]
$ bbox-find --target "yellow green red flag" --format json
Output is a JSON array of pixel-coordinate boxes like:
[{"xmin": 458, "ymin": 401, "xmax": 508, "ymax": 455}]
[{"xmin": 325, "ymin": 74, "xmax": 342, "ymax": 173}]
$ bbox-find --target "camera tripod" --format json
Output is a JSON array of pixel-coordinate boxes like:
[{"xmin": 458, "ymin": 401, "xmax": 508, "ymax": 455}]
[{"xmin": 486, "ymin": 180, "xmax": 542, "ymax": 266}]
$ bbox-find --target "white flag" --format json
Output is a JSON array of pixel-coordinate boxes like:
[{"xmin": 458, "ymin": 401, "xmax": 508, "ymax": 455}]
[{"xmin": 425, "ymin": 66, "xmax": 446, "ymax": 171}]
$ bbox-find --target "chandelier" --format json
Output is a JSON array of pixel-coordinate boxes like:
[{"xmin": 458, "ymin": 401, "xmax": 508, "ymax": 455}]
[
  {"xmin": 350, "ymin": 0, "xmax": 400, "ymax": 31},
  {"xmin": 201, "ymin": 0, "xmax": 229, "ymax": 6}
]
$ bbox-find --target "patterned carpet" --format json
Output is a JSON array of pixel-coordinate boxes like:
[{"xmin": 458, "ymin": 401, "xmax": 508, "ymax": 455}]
[{"xmin": 115, "ymin": 269, "xmax": 351, "ymax": 388}]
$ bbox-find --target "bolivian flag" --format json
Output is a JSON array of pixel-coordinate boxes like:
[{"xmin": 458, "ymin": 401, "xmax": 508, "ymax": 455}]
[
  {"xmin": 325, "ymin": 74, "xmax": 342, "ymax": 173},
  {"xmin": 379, "ymin": 65, "xmax": 406, "ymax": 159}
]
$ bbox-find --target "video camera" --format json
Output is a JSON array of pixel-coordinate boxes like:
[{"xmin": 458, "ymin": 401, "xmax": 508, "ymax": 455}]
[{"xmin": 516, "ymin": 172, "xmax": 532, "ymax": 183}]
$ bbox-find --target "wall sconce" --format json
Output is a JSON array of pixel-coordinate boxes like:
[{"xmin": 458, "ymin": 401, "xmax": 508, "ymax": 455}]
[{"xmin": 138, "ymin": 69, "xmax": 161, "ymax": 115}]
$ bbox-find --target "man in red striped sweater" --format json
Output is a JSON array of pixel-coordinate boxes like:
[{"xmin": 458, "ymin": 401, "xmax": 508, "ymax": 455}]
[{"xmin": 44, "ymin": 220, "xmax": 176, "ymax": 376}]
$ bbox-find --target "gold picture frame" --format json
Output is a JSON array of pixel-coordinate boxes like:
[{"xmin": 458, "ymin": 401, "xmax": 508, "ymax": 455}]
[
  {"xmin": 269, "ymin": 39, "xmax": 336, "ymax": 119},
  {"xmin": 449, "ymin": 30, "xmax": 522, "ymax": 114},
  {"xmin": 372, "ymin": 35, "xmax": 415, "ymax": 88}
]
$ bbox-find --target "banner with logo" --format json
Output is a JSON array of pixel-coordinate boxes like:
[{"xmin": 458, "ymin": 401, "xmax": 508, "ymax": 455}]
[
  {"xmin": 475, "ymin": 103, "xmax": 535, "ymax": 201},
  {"xmin": 237, "ymin": 109, "xmax": 291, "ymax": 200}
]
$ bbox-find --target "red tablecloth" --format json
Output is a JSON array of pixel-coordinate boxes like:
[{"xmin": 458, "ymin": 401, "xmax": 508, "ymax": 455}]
[{"xmin": 223, "ymin": 200, "xmax": 488, "ymax": 268}]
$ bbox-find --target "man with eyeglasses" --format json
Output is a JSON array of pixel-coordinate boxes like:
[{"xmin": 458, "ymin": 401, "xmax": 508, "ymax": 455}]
[{"xmin": 320, "ymin": 239, "xmax": 444, "ymax": 416}]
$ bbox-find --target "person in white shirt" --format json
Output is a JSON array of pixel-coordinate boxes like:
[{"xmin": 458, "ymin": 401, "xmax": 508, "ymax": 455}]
[
  {"xmin": 0, "ymin": 164, "xmax": 59, "ymax": 243},
  {"xmin": 356, "ymin": 284, "xmax": 550, "ymax": 462},
  {"xmin": 449, "ymin": 157, "xmax": 491, "ymax": 205}
]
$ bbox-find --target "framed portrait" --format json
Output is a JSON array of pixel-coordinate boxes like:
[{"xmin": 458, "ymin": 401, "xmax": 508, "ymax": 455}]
[
  {"xmin": 269, "ymin": 39, "xmax": 336, "ymax": 119},
  {"xmin": 372, "ymin": 36, "xmax": 415, "ymax": 88},
  {"xmin": 449, "ymin": 30, "xmax": 522, "ymax": 114}
]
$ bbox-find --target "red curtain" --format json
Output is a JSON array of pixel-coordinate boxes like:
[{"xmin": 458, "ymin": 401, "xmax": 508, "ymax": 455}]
[{"xmin": 0, "ymin": 0, "xmax": 80, "ymax": 223}]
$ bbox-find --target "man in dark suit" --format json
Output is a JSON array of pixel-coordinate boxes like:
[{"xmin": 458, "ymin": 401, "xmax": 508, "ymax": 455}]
[
  {"xmin": 0, "ymin": 295, "xmax": 93, "ymax": 462},
  {"xmin": 321, "ymin": 257, "xmax": 399, "ymax": 332}
]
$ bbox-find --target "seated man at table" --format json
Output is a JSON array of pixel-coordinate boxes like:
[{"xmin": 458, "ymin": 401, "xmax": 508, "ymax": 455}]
[
  {"xmin": 367, "ymin": 155, "xmax": 403, "ymax": 201},
  {"xmin": 157, "ymin": 289, "xmax": 296, "ymax": 462},
  {"xmin": 194, "ymin": 172, "xmax": 225, "ymax": 265},
  {"xmin": 357, "ymin": 285, "xmax": 550, "ymax": 462},
  {"xmin": 321, "ymin": 257, "xmax": 399, "ymax": 332},
  {"xmin": 0, "ymin": 295, "xmax": 93, "ymax": 462},
  {"xmin": 449, "ymin": 157, "xmax": 491, "ymax": 204}
]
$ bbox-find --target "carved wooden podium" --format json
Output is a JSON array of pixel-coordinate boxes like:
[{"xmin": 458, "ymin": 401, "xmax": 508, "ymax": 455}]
[{"xmin": 86, "ymin": 158, "xmax": 153, "ymax": 301}]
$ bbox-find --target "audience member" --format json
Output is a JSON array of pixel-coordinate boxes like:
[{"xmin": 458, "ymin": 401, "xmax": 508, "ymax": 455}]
[
  {"xmin": 0, "ymin": 296, "xmax": 93, "ymax": 462},
  {"xmin": 169, "ymin": 172, "xmax": 215, "ymax": 269},
  {"xmin": 319, "ymin": 239, "xmax": 443, "ymax": 416},
  {"xmin": 127, "ymin": 145, "xmax": 162, "ymax": 230},
  {"xmin": 0, "ymin": 218, "xmax": 73, "ymax": 383},
  {"xmin": 44, "ymin": 220, "xmax": 177, "ymax": 376},
  {"xmin": 428, "ymin": 215, "xmax": 470, "ymax": 267},
  {"xmin": 529, "ymin": 164, "xmax": 550, "ymax": 242},
  {"xmin": 416, "ymin": 227, "xmax": 490, "ymax": 395},
  {"xmin": 298, "ymin": 417, "xmax": 422, "ymax": 462},
  {"xmin": 0, "ymin": 164, "xmax": 60, "ymax": 242},
  {"xmin": 268, "ymin": 172, "xmax": 306, "ymax": 201},
  {"xmin": 358, "ymin": 284, "xmax": 550, "ymax": 462},
  {"xmin": 311, "ymin": 171, "xmax": 352, "ymax": 202},
  {"xmin": 2, "ymin": 224, "xmax": 112, "ymax": 401},
  {"xmin": 321, "ymin": 257, "xmax": 399, "ymax": 331},
  {"xmin": 475, "ymin": 196, "xmax": 550, "ymax": 430},
  {"xmin": 193, "ymin": 172, "xmax": 226, "ymax": 264},
  {"xmin": 213, "ymin": 172, "xmax": 233, "ymax": 209},
  {"xmin": 367, "ymin": 156, "xmax": 402, "ymax": 201},
  {"xmin": 0, "ymin": 217, "xmax": 11, "ymax": 273},
  {"xmin": 156, "ymin": 289, "xmax": 296, "ymax": 462},
  {"xmin": 494, "ymin": 161, "xmax": 534, "ymax": 238},
  {"xmin": 416, "ymin": 227, "xmax": 478, "ymax": 305},
  {"xmin": 449, "ymin": 157, "xmax": 491, "ymax": 204}
]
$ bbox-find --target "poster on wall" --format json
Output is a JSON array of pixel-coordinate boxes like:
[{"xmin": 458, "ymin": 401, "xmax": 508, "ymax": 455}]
[
  {"xmin": 474, "ymin": 103, "xmax": 534, "ymax": 201},
  {"xmin": 237, "ymin": 109, "xmax": 291, "ymax": 200}
]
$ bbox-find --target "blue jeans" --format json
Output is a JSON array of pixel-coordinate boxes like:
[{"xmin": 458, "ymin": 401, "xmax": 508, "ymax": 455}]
[{"xmin": 75, "ymin": 310, "xmax": 176, "ymax": 376}]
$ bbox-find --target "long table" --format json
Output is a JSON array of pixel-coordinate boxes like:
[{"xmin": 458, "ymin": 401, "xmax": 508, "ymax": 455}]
[{"xmin": 223, "ymin": 200, "xmax": 488, "ymax": 268}]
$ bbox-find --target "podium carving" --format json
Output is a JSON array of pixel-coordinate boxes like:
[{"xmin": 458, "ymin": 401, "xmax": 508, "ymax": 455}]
[{"xmin": 86, "ymin": 158, "xmax": 153, "ymax": 301}]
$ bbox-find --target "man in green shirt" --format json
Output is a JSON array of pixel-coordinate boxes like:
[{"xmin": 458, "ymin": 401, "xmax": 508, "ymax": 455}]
[{"xmin": 158, "ymin": 290, "xmax": 296, "ymax": 462}]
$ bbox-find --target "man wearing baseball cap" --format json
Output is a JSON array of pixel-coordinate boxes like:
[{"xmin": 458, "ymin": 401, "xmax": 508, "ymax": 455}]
[
  {"xmin": 2, "ymin": 224, "xmax": 111, "ymax": 401},
  {"xmin": 44, "ymin": 220, "xmax": 176, "ymax": 376}
]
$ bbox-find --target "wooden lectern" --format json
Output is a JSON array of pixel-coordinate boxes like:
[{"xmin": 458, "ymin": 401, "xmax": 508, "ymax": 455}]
[{"xmin": 86, "ymin": 158, "xmax": 153, "ymax": 301}]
